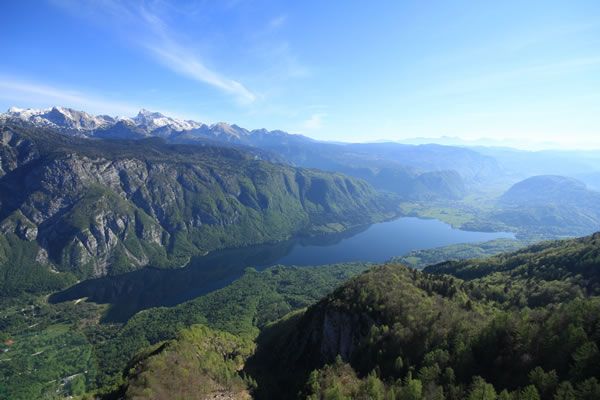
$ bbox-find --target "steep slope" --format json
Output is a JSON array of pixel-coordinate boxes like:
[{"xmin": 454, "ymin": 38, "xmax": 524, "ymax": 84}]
[
  {"xmin": 6, "ymin": 232, "xmax": 600, "ymax": 399},
  {"xmin": 0, "ymin": 123, "xmax": 396, "ymax": 295},
  {"xmin": 238, "ymin": 137, "xmax": 472, "ymax": 200},
  {"xmin": 249, "ymin": 233, "xmax": 600, "ymax": 399},
  {"xmin": 494, "ymin": 175, "xmax": 600, "ymax": 235},
  {"xmin": 1, "ymin": 107, "xmax": 259, "ymax": 142},
  {"xmin": 2, "ymin": 106, "xmax": 115, "ymax": 133},
  {"xmin": 248, "ymin": 264, "xmax": 483, "ymax": 398},
  {"xmin": 121, "ymin": 324, "xmax": 254, "ymax": 400},
  {"xmin": 0, "ymin": 262, "xmax": 372, "ymax": 399},
  {"xmin": 343, "ymin": 142, "xmax": 501, "ymax": 184}
]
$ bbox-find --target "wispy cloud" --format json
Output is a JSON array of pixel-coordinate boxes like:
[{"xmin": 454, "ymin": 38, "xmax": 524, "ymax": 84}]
[
  {"xmin": 0, "ymin": 77, "xmax": 140, "ymax": 115},
  {"xmin": 404, "ymin": 56, "xmax": 600, "ymax": 102},
  {"xmin": 144, "ymin": 41, "xmax": 257, "ymax": 104},
  {"xmin": 240, "ymin": 13, "xmax": 309, "ymax": 83},
  {"xmin": 303, "ymin": 113, "xmax": 326, "ymax": 130},
  {"xmin": 268, "ymin": 15, "xmax": 287, "ymax": 30},
  {"xmin": 52, "ymin": 0, "xmax": 256, "ymax": 104}
]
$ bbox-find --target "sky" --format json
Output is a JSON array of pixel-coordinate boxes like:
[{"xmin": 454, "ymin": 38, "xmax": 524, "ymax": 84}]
[{"xmin": 1, "ymin": 0, "xmax": 600, "ymax": 149}]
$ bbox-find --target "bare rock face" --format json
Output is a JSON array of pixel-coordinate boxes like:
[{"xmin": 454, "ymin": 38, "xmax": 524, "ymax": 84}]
[
  {"xmin": 205, "ymin": 390, "xmax": 251, "ymax": 400},
  {"xmin": 319, "ymin": 310, "xmax": 359, "ymax": 361},
  {"xmin": 18, "ymin": 222, "xmax": 38, "ymax": 241},
  {"xmin": 0, "ymin": 130, "xmax": 39, "ymax": 177},
  {"xmin": 35, "ymin": 247, "xmax": 49, "ymax": 264},
  {"xmin": 0, "ymin": 211, "xmax": 38, "ymax": 241},
  {"xmin": 290, "ymin": 302, "xmax": 376, "ymax": 370}
]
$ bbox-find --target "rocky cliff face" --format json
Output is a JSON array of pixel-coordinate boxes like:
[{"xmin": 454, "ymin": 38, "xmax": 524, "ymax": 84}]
[
  {"xmin": 0, "ymin": 124, "xmax": 397, "ymax": 285},
  {"xmin": 246, "ymin": 263, "xmax": 478, "ymax": 398}
]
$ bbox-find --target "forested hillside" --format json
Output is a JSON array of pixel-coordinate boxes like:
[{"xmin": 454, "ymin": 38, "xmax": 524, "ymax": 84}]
[
  {"xmin": 247, "ymin": 234, "xmax": 600, "ymax": 399},
  {"xmin": 2, "ymin": 108, "xmax": 502, "ymax": 200},
  {"xmin": 392, "ymin": 238, "xmax": 524, "ymax": 269},
  {"xmin": 0, "ymin": 263, "xmax": 372, "ymax": 399},
  {"xmin": 493, "ymin": 176, "xmax": 600, "ymax": 236},
  {"xmin": 0, "ymin": 123, "xmax": 396, "ymax": 296}
]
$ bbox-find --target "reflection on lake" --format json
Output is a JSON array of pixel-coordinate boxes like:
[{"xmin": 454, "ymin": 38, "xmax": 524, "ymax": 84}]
[{"xmin": 50, "ymin": 217, "xmax": 513, "ymax": 321}]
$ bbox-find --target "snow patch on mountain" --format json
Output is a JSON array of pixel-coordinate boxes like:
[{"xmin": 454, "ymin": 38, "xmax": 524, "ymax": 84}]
[
  {"xmin": 133, "ymin": 109, "xmax": 203, "ymax": 132},
  {"xmin": 2, "ymin": 106, "xmax": 114, "ymax": 131},
  {"xmin": 0, "ymin": 106, "xmax": 308, "ymax": 144}
]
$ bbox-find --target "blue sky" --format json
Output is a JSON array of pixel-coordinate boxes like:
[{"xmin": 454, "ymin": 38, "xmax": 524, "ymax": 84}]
[{"xmin": 1, "ymin": 0, "xmax": 599, "ymax": 148}]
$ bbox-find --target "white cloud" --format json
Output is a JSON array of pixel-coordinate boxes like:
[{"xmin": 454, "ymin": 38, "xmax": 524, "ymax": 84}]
[
  {"xmin": 268, "ymin": 15, "xmax": 287, "ymax": 30},
  {"xmin": 52, "ymin": 0, "xmax": 256, "ymax": 104},
  {"xmin": 414, "ymin": 56, "xmax": 600, "ymax": 100},
  {"xmin": 146, "ymin": 42, "xmax": 256, "ymax": 104},
  {"xmin": 303, "ymin": 113, "xmax": 326, "ymax": 130}
]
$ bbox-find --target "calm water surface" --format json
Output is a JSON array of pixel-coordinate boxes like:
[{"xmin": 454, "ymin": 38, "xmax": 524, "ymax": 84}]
[{"xmin": 51, "ymin": 217, "xmax": 513, "ymax": 321}]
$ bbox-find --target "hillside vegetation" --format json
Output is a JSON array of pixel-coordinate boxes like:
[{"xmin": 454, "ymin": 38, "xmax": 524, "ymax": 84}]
[
  {"xmin": 122, "ymin": 325, "xmax": 254, "ymax": 400},
  {"xmin": 0, "ymin": 263, "xmax": 372, "ymax": 398},
  {"xmin": 248, "ymin": 233, "xmax": 600, "ymax": 399},
  {"xmin": 493, "ymin": 175, "xmax": 600, "ymax": 236},
  {"xmin": 0, "ymin": 123, "xmax": 396, "ymax": 296},
  {"xmin": 392, "ymin": 238, "xmax": 525, "ymax": 269},
  {"xmin": 4, "ymin": 231, "xmax": 600, "ymax": 399}
]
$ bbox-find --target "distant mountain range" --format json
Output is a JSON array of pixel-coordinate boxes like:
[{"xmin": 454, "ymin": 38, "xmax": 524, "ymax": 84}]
[
  {"xmin": 493, "ymin": 175, "xmax": 600, "ymax": 235},
  {"xmin": 395, "ymin": 135, "xmax": 569, "ymax": 149},
  {"xmin": 1, "ymin": 107, "xmax": 506, "ymax": 200},
  {"xmin": 1, "ymin": 106, "xmax": 304, "ymax": 143}
]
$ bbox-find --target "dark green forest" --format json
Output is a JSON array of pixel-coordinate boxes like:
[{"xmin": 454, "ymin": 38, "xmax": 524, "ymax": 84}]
[
  {"xmin": 248, "ymin": 233, "xmax": 600, "ymax": 400},
  {"xmin": 2, "ymin": 233, "xmax": 600, "ymax": 399}
]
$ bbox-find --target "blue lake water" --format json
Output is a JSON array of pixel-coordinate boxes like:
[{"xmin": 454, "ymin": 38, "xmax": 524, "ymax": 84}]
[
  {"xmin": 51, "ymin": 217, "xmax": 513, "ymax": 321},
  {"xmin": 272, "ymin": 217, "xmax": 513, "ymax": 266}
]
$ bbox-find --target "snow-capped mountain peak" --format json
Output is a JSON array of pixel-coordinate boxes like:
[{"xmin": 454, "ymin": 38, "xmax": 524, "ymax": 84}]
[
  {"xmin": 209, "ymin": 122, "xmax": 249, "ymax": 139},
  {"xmin": 133, "ymin": 109, "xmax": 203, "ymax": 132},
  {"xmin": 1, "ymin": 106, "xmax": 114, "ymax": 131},
  {"xmin": 1, "ymin": 106, "xmax": 205, "ymax": 134},
  {"xmin": 0, "ymin": 106, "xmax": 298, "ymax": 145},
  {"xmin": 134, "ymin": 109, "xmax": 166, "ymax": 122}
]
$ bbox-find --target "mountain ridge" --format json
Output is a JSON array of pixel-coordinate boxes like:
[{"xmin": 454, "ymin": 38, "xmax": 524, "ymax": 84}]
[
  {"xmin": 0, "ymin": 106, "xmax": 311, "ymax": 144},
  {"xmin": 0, "ymin": 106, "xmax": 501, "ymax": 200},
  {"xmin": 0, "ymin": 122, "xmax": 397, "ymax": 296}
]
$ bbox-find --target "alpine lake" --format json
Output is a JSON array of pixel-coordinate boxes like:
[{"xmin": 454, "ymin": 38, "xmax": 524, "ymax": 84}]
[{"xmin": 51, "ymin": 217, "xmax": 514, "ymax": 321}]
